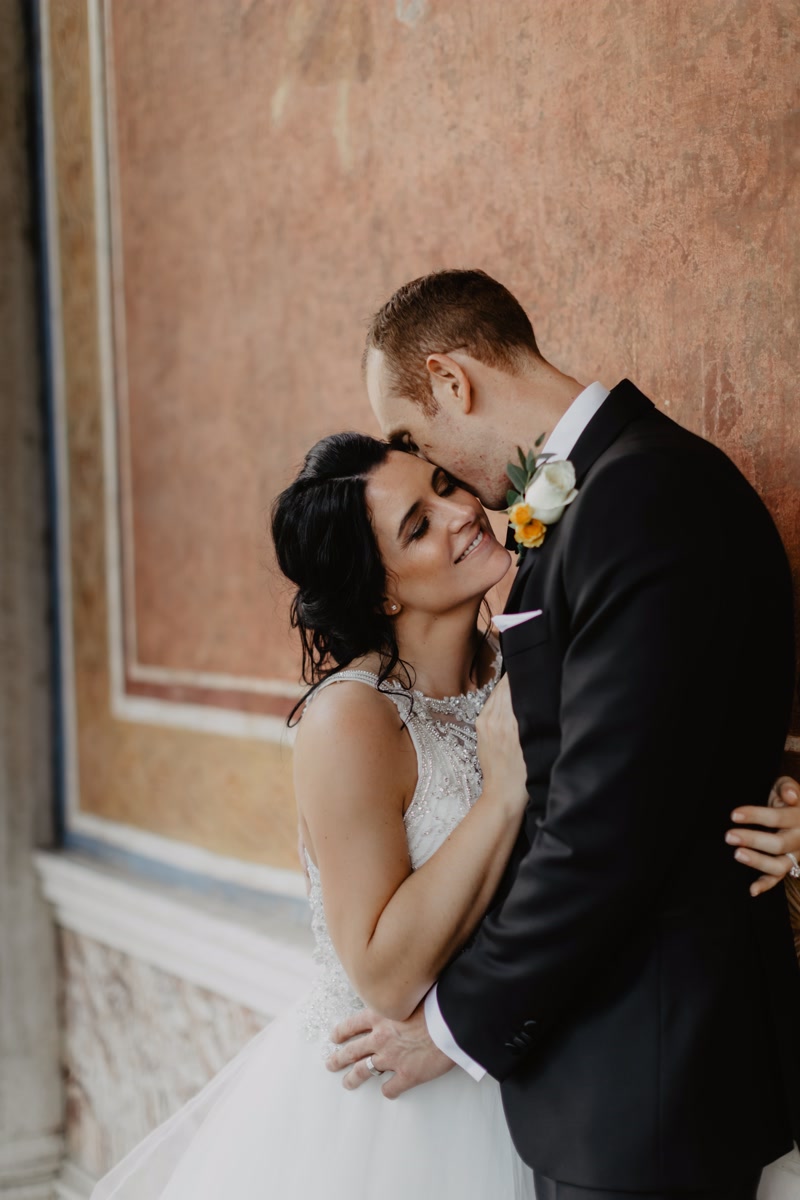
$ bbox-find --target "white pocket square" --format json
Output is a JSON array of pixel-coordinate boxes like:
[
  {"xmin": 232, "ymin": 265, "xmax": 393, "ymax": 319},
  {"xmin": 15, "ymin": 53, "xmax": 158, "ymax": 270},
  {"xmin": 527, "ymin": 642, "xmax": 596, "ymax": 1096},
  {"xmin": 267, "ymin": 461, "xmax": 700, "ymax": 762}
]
[{"xmin": 492, "ymin": 609, "xmax": 543, "ymax": 633}]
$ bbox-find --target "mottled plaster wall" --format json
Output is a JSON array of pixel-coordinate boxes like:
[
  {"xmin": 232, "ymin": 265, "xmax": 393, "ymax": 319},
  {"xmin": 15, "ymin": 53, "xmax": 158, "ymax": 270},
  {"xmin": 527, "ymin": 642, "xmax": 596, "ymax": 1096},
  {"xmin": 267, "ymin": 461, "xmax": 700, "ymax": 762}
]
[{"xmin": 44, "ymin": 0, "xmax": 798, "ymax": 866}]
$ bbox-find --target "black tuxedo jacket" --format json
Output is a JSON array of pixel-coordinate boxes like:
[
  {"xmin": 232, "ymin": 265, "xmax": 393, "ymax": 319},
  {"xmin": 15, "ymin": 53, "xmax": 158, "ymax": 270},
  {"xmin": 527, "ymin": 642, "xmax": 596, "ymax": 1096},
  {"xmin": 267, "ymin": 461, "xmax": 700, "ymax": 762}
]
[{"xmin": 436, "ymin": 380, "xmax": 800, "ymax": 1191}]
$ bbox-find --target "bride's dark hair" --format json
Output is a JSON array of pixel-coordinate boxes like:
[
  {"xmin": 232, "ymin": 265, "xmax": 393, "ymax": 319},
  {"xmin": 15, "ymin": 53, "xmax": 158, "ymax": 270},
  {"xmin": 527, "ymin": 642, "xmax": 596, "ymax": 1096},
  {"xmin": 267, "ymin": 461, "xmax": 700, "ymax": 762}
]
[{"xmin": 271, "ymin": 432, "xmax": 414, "ymax": 721}]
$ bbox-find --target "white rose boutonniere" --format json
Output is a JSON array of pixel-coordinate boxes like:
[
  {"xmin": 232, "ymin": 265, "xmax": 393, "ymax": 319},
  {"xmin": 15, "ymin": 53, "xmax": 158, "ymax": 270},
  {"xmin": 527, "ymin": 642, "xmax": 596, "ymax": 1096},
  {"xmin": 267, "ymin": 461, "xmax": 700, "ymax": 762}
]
[
  {"xmin": 524, "ymin": 459, "xmax": 578, "ymax": 525},
  {"xmin": 506, "ymin": 439, "xmax": 579, "ymax": 558}
]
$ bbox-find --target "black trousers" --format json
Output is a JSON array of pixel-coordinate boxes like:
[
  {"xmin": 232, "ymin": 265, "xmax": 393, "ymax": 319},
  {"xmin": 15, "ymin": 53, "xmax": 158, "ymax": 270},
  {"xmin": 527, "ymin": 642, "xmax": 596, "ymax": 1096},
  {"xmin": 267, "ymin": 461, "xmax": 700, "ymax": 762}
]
[{"xmin": 532, "ymin": 1170, "xmax": 763, "ymax": 1200}]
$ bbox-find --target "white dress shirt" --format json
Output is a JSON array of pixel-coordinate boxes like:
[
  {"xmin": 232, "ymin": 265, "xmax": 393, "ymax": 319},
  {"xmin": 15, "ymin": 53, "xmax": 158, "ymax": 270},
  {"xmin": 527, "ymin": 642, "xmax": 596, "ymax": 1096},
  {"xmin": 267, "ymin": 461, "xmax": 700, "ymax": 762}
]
[{"xmin": 423, "ymin": 380, "xmax": 611, "ymax": 1081}]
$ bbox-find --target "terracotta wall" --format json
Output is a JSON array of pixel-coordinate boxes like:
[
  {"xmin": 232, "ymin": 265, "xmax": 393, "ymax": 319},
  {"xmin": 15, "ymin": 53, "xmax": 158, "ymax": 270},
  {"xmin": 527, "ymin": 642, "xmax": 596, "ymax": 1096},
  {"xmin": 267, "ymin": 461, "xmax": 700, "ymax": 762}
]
[{"xmin": 45, "ymin": 0, "xmax": 799, "ymax": 879}]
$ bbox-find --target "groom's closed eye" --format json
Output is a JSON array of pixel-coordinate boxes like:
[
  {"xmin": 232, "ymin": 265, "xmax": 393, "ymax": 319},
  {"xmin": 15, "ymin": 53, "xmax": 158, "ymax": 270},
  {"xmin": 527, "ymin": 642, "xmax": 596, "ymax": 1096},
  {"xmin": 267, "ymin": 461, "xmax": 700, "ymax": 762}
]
[{"xmin": 390, "ymin": 432, "xmax": 421, "ymax": 455}]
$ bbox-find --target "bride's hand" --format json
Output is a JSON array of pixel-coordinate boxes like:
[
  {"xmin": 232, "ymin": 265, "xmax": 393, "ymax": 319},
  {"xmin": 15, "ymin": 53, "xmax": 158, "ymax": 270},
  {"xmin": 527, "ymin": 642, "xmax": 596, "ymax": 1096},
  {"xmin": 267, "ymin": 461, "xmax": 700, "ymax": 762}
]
[
  {"xmin": 475, "ymin": 675, "xmax": 528, "ymax": 813},
  {"xmin": 726, "ymin": 776, "xmax": 800, "ymax": 897}
]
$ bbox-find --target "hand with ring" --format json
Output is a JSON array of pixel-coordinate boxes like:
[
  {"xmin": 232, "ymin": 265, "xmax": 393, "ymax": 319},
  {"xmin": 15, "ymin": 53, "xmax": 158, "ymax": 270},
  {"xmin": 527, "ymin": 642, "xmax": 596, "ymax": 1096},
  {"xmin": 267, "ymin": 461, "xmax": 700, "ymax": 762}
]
[
  {"xmin": 727, "ymin": 775, "xmax": 800, "ymax": 897},
  {"xmin": 326, "ymin": 1003, "xmax": 454, "ymax": 1098}
]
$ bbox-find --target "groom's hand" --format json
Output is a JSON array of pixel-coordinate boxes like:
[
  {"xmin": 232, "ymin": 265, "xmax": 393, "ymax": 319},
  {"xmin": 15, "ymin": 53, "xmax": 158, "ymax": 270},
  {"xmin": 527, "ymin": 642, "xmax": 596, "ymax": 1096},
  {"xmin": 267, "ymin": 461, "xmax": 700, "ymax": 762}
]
[{"xmin": 326, "ymin": 1002, "xmax": 454, "ymax": 1098}]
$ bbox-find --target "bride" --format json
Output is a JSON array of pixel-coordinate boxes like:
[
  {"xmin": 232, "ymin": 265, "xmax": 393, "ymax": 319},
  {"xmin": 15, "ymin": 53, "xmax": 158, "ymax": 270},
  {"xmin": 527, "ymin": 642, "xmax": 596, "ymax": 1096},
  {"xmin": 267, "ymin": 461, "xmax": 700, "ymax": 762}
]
[{"xmin": 92, "ymin": 432, "xmax": 800, "ymax": 1199}]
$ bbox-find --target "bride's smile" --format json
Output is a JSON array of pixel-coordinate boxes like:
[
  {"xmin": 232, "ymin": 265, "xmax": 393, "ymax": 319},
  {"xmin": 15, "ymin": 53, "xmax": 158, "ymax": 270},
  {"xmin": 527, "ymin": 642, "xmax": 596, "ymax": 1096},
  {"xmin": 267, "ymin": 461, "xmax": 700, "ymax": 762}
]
[{"xmin": 454, "ymin": 523, "xmax": 486, "ymax": 563}]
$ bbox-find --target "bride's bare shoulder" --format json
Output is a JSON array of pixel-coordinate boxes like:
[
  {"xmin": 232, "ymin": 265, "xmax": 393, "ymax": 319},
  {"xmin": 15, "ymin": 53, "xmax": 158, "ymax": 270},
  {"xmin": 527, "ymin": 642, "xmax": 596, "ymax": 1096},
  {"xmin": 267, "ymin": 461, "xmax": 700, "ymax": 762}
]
[
  {"xmin": 294, "ymin": 667, "xmax": 415, "ymax": 815},
  {"xmin": 295, "ymin": 659, "xmax": 406, "ymax": 756}
]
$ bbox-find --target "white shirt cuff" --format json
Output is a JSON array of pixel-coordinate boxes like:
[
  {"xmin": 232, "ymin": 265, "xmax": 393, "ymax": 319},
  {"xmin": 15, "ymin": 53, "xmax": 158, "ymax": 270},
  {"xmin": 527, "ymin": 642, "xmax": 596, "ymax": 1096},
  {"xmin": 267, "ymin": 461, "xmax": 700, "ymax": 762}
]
[{"xmin": 424, "ymin": 984, "xmax": 486, "ymax": 1082}]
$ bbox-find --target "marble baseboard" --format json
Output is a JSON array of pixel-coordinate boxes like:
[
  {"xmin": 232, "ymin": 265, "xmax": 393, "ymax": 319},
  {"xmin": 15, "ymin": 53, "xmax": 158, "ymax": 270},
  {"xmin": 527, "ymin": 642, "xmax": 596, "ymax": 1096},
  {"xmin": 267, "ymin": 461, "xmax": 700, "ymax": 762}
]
[
  {"xmin": 36, "ymin": 852, "xmax": 316, "ymax": 1181},
  {"xmin": 0, "ymin": 1133, "xmax": 63, "ymax": 1200},
  {"xmin": 59, "ymin": 926, "xmax": 267, "ymax": 1179},
  {"xmin": 34, "ymin": 851, "xmax": 315, "ymax": 1016}
]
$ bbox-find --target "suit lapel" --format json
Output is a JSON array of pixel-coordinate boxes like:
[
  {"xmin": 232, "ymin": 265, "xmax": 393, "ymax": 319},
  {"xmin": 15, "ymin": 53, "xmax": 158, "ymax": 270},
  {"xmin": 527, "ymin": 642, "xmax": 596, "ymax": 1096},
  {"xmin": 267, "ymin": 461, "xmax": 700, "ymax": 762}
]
[
  {"xmin": 503, "ymin": 380, "xmax": 655, "ymax": 614},
  {"xmin": 569, "ymin": 378, "xmax": 654, "ymax": 486}
]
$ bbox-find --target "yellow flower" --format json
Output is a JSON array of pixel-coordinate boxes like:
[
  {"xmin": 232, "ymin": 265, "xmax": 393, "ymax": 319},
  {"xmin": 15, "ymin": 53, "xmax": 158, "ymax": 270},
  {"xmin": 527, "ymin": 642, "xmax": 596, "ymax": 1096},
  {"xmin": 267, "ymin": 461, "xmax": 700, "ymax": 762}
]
[
  {"xmin": 508, "ymin": 502, "xmax": 533, "ymax": 528},
  {"xmin": 515, "ymin": 518, "xmax": 546, "ymax": 549}
]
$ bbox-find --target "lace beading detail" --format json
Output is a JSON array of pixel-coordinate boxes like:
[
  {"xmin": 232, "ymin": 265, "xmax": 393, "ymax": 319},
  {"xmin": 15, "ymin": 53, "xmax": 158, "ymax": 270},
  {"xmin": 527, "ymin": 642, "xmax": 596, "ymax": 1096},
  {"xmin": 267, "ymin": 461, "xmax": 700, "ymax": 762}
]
[{"xmin": 297, "ymin": 655, "xmax": 499, "ymax": 1052}]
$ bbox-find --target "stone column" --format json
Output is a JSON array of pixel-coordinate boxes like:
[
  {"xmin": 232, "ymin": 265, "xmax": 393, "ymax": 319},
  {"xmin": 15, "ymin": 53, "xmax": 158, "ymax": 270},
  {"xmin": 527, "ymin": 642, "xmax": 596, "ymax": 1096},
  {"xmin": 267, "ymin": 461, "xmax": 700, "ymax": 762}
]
[{"xmin": 0, "ymin": 1, "xmax": 64, "ymax": 1194}]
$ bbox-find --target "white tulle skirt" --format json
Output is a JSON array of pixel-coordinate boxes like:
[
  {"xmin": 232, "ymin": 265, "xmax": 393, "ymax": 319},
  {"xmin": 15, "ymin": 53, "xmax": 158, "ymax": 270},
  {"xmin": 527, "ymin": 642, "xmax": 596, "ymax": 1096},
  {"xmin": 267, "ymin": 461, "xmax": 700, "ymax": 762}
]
[
  {"xmin": 89, "ymin": 990, "xmax": 800, "ymax": 1200},
  {"xmin": 90, "ymin": 998, "xmax": 534, "ymax": 1199}
]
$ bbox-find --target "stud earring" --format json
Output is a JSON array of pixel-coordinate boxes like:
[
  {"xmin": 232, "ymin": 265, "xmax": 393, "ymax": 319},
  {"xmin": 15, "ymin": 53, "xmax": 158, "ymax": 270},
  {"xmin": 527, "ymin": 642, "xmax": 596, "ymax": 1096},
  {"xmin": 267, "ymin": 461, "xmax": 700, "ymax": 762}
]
[{"xmin": 391, "ymin": 603, "xmax": 398, "ymax": 612}]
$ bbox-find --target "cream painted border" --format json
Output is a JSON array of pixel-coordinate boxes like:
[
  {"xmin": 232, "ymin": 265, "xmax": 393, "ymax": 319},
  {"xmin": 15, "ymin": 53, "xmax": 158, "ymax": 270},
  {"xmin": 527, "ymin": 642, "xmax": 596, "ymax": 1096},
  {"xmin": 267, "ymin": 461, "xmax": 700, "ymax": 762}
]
[
  {"xmin": 35, "ymin": 851, "xmax": 315, "ymax": 1015},
  {"xmin": 41, "ymin": 0, "xmax": 305, "ymax": 896},
  {"xmin": 89, "ymin": 3, "xmax": 301, "ymax": 736},
  {"xmin": 90, "ymin": 0, "xmax": 301, "ymax": 711}
]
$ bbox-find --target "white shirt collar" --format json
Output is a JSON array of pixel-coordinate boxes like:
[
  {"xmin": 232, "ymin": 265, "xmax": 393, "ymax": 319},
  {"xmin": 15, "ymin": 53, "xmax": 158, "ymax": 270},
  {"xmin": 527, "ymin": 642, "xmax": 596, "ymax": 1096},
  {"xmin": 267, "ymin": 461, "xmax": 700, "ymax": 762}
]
[{"xmin": 540, "ymin": 381, "xmax": 610, "ymax": 462}]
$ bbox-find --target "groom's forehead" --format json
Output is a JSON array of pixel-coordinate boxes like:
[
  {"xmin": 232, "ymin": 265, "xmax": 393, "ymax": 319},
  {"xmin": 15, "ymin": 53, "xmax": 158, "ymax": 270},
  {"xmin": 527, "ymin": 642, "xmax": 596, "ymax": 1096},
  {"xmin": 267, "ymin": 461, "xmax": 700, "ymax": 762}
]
[
  {"xmin": 365, "ymin": 348, "xmax": 392, "ymax": 412},
  {"xmin": 366, "ymin": 352, "xmax": 418, "ymax": 438}
]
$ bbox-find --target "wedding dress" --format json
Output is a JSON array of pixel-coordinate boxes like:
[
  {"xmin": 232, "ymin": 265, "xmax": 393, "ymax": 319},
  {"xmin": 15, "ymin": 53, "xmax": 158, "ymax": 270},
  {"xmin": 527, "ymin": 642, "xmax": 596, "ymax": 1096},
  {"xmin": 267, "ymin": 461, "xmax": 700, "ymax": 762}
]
[{"xmin": 91, "ymin": 659, "xmax": 535, "ymax": 1199}]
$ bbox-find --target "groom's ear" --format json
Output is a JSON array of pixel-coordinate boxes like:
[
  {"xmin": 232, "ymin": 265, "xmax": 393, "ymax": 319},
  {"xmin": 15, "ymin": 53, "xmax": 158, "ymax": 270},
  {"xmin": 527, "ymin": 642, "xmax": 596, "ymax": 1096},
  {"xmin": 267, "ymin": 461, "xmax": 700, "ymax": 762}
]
[{"xmin": 425, "ymin": 353, "xmax": 473, "ymax": 415}]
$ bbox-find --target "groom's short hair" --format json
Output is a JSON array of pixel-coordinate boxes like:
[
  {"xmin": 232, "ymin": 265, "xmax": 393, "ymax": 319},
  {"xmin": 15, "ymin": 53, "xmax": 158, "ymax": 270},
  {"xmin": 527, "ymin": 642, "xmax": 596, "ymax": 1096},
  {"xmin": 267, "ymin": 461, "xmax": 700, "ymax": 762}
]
[{"xmin": 364, "ymin": 269, "xmax": 541, "ymax": 412}]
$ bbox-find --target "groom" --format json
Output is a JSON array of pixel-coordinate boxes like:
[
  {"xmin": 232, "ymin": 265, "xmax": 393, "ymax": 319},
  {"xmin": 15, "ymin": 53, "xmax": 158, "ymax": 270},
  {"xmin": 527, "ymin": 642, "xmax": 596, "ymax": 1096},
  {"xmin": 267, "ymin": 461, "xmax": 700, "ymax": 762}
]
[{"xmin": 328, "ymin": 270, "xmax": 800, "ymax": 1198}]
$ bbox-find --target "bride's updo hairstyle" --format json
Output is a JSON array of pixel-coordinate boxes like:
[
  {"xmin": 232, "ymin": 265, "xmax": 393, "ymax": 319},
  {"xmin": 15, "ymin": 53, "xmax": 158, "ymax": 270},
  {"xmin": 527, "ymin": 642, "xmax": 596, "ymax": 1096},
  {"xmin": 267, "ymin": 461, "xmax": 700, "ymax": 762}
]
[{"xmin": 271, "ymin": 432, "xmax": 412, "ymax": 720}]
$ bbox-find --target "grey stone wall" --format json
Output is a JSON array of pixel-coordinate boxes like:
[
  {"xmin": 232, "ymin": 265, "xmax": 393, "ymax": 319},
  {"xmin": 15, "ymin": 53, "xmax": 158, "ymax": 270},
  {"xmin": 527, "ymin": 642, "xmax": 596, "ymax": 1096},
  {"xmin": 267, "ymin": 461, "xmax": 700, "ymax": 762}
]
[{"xmin": 0, "ymin": 0, "xmax": 63, "ymax": 1193}]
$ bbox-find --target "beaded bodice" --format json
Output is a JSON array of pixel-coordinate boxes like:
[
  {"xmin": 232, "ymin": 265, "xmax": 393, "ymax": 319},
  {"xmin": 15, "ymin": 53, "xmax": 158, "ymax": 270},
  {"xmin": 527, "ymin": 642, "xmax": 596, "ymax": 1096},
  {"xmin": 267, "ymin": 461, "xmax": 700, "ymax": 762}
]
[{"xmin": 298, "ymin": 654, "xmax": 500, "ymax": 1050}]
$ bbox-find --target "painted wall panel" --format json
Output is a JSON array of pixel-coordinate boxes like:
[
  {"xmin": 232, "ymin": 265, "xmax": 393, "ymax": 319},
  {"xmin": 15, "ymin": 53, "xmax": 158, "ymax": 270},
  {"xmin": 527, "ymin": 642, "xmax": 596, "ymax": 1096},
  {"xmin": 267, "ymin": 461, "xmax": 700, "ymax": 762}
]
[{"xmin": 44, "ymin": 0, "xmax": 799, "ymax": 882}]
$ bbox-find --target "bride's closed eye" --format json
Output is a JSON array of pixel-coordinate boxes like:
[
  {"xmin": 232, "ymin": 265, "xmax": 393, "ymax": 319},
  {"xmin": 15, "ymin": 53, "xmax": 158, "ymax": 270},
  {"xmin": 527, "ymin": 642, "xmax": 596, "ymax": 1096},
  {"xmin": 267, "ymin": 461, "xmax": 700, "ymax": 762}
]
[
  {"xmin": 407, "ymin": 471, "xmax": 458, "ymax": 543},
  {"xmin": 408, "ymin": 516, "xmax": 429, "ymax": 543}
]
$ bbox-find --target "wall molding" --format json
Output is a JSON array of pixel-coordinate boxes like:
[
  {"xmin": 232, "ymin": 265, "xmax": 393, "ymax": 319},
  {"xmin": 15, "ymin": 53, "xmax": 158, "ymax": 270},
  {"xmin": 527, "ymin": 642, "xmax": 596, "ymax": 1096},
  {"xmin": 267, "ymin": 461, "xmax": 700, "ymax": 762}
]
[
  {"xmin": 87, "ymin": 0, "xmax": 299, "ymax": 738},
  {"xmin": 54, "ymin": 1161, "xmax": 95, "ymax": 1200},
  {"xmin": 34, "ymin": 852, "xmax": 315, "ymax": 1018},
  {"xmin": 0, "ymin": 1133, "xmax": 63, "ymax": 1199},
  {"xmin": 66, "ymin": 811, "xmax": 309, "ymax": 900}
]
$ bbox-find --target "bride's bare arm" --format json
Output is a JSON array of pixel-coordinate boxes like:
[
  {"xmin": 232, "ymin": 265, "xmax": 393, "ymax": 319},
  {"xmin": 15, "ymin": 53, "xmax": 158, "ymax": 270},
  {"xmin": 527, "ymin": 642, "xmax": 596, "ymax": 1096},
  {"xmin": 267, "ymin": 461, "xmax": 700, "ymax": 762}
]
[{"xmin": 295, "ymin": 677, "xmax": 527, "ymax": 1022}]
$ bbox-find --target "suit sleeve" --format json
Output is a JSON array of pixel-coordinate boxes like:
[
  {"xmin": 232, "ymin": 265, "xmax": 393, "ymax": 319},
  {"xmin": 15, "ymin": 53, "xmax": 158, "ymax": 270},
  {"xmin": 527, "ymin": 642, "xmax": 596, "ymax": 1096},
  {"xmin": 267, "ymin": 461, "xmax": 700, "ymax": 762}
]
[{"xmin": 436, "ymin": 450, "xmax": 746, "ymax": 1080}]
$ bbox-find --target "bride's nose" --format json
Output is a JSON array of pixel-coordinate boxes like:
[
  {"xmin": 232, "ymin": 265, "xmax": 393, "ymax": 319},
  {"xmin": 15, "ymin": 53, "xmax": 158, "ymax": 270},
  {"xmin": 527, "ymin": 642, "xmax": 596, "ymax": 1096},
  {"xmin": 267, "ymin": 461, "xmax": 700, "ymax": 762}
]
[{"xmin": 444, "ymin": 498, "xmax": 477, "ymax": 532}]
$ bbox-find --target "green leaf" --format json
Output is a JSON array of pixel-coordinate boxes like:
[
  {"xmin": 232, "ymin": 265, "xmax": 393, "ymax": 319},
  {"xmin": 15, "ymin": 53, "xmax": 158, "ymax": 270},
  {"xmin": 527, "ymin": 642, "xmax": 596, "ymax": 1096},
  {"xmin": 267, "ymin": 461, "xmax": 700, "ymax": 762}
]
[
  {"xmin": 506, "ymin": 489, "xmax": 521, "ymax": 507},
  {"xmin": 517, "ymin": 446, "xmax": 528, "ymax": 470},
  {"xmin": 534, "ymin": 431, "xmax": 546, "ymax": 448},
  {"xmin": 506, "ymin": 462, "xmax": 528, "ymax": 494},
  {"xmin": 526, "ymin": 449, "xmax": 537, "ymax": 473}
]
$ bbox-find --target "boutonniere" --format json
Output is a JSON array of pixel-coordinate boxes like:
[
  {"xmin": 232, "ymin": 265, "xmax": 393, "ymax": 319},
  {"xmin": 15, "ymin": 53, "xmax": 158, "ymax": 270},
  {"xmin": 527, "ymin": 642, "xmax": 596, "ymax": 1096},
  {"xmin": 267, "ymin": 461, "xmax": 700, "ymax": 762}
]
[{"xmin": 506, "ymin": 436, "xmax": 579, "ymax": 557}]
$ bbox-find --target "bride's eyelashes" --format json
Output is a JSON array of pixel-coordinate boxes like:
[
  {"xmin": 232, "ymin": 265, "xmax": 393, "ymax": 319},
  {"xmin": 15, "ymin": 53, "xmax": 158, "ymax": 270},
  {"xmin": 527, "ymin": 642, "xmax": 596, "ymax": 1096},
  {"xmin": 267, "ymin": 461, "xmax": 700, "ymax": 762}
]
[
  {"xmin": 408, "ymin": 516, "xmax": 429, "ymax": 543},
  {"xmin": 406, "ymin": 471, "xmax": 459, "ymax": 544}
]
